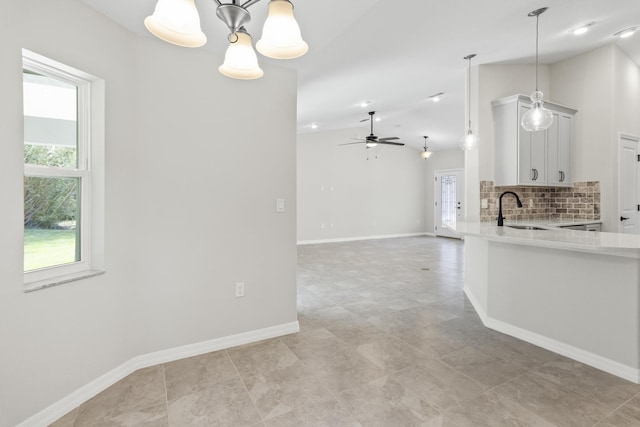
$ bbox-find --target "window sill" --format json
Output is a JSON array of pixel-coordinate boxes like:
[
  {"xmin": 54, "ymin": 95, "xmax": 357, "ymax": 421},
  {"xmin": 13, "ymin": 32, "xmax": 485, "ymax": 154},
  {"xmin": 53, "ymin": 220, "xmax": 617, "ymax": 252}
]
[{"xmin": 24, "ymin": 269, "xmax": 105, "ymax": 293}]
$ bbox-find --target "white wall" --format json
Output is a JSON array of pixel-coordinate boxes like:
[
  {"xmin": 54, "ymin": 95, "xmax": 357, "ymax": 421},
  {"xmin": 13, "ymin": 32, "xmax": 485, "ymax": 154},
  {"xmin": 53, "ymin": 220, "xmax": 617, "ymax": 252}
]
[
  {"xmin": 0, "ymin": 1, "xmax": 297, "ymax": 425},
  {"xmin": 424, "ymin": 149, "xmax": 465, "ymax": 234},
  {"xmin": 551, "ymin": 44, "xmax": 640, "ymax": 231},
  {"xmin": 297, "ymin": 128, "xmax": 428, "ymax": 242}
]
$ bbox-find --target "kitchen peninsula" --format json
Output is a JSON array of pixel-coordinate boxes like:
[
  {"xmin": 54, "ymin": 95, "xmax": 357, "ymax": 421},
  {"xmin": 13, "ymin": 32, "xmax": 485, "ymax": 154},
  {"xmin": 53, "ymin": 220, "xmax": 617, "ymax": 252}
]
[{"xmin": 452, "ymin": 222, "xmax": 640, "ymax": 384}]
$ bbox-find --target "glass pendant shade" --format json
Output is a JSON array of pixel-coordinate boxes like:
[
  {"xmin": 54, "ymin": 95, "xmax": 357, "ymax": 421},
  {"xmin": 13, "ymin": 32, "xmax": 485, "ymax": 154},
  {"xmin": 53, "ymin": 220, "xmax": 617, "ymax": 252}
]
[
  {"xmin": 365, "ymin": 141, "xmax": 378, "ymax": 148},
  {"xmin": 459, "ymin": 129, "xmax": 479, "ymax": 151},
  {"xmin": 219, "ymin": 32, "xmax": 264, "ymax": 80},
  {"xmin": 144, "ymin": 0, "xmax": 207, "ymax": 48},
  {"xmin": 256, "ymin": 0, "xmax": 308, "ymax": 59},
  {"xmin": 420, "ymin": 150, "xmax": 432, "ymax": 159},
  {"xmin": 521, "ymin": 91, "xmax": 554, "ymax": 131}
]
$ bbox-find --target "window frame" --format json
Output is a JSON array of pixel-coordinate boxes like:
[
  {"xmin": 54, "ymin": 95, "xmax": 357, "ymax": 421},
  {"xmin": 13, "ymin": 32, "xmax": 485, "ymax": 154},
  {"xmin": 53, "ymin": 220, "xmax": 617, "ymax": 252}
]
[{"xmin": 22, "ymin": 50, "xmax": 104, "ymax": 291}]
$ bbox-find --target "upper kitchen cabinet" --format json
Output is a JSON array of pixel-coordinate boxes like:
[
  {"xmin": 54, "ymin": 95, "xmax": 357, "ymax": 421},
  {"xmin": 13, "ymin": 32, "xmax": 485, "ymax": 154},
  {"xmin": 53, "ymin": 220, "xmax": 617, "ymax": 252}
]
[{"xmin": 492, "ymin": 94, "xmax": 577, "ymax": 187}]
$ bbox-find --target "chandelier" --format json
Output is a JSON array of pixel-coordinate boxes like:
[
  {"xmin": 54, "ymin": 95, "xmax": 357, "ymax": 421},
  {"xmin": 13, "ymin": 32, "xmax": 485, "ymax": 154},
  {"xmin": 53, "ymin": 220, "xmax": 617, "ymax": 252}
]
[{"xmin": 144, "ymin": 0, "xmax": 308, "ymax": 80}]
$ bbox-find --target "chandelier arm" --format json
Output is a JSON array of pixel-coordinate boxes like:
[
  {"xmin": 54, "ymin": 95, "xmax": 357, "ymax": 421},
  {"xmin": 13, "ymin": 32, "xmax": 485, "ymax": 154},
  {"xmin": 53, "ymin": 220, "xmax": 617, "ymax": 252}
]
[{"xmin": 241, "ymin": 0, "xmax": 263, "ymax": 9}]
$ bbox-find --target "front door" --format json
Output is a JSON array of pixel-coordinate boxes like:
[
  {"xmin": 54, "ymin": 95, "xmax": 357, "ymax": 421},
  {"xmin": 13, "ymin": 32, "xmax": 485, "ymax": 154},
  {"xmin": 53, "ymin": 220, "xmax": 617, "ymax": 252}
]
[
  {"xmin": 618, "ymin": 134, "xmax": 640, "ymax": 234},
  {"xmin": 435, "ymin": 169, "xmax": 465, "ymax": 238}
]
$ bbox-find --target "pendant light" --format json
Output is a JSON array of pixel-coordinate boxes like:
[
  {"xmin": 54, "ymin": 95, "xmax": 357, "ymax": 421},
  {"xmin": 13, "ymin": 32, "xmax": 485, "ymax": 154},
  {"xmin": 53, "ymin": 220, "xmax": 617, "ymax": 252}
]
[
  {"xmin": 460, "ymin": 54, "xmax": 478, "ymax": 151},
  {"xmin": 218, "ymin": 29, "xmax": 264, "ymax": 80},
  {"xmin": 521, "ymin": 7, "xmax": 554, "ymax": 132},
  {"xmin": 420, "ymin": 136, "xmax": 432, "ymax": 159},
  {"xmin": 256, "ymin": 0, "xmax": 308, "ymax": 59}
]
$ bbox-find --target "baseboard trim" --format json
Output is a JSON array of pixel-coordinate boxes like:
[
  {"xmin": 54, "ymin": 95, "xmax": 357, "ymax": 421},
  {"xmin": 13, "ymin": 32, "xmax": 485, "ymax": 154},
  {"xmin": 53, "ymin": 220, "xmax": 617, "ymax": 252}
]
[
  {"xmin": 485, "ymin": 317, "xmax": 639, "ymax": 383},
  {"xmin": 297, "ymin": 232, "xmax": 429, "ymax": 245},
  {"xmin": 463, "ymin": 287, "xmax": 639, "ymax": 384},
  {"xmin": 18, "ymin": 321, "xmax": 300, "ymax": 427}
]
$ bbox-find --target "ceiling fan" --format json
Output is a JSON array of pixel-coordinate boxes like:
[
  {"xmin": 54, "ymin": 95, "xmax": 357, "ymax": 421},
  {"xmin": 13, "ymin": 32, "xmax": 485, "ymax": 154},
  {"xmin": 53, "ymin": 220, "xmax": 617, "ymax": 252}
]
[{"xmin": 339, "ymin": 111, "xmax": 404, "ymax": 148}]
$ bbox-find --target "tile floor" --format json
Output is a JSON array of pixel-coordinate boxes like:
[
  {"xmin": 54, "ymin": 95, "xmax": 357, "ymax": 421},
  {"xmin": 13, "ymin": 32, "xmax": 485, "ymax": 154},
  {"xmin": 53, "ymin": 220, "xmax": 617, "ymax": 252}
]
[{"xmin": 51, "ymin": 237, "xmax": 640, "ymax": 426}]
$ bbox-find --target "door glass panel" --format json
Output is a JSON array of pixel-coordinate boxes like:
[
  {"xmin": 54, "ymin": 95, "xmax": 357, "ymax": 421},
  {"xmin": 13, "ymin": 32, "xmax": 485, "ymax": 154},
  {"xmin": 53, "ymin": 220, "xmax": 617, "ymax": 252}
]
[{"xmin": 441, "ymin": 175, "xmax": 457, "ymax": 226}]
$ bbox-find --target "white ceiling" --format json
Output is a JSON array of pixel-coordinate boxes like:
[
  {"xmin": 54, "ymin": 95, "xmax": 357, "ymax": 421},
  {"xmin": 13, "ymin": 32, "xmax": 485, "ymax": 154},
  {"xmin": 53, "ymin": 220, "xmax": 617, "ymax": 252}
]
[{"xmin": 81, "ymin": 0, "xmax": 640, "ymax": 151}]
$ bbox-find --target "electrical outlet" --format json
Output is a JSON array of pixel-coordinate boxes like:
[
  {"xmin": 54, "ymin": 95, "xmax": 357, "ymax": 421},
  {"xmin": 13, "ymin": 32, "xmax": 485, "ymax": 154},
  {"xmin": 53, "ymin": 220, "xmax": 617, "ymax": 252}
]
[
  {"xmin": 276, "ymin": 198, "xmax": 285, "ymax": 213},
  {"xmin": 235, "ymin": 282, "xmax": 245, "ymax": 298},
  {"xmin": 481, "ymin": 199, "xmax": 488, "ymax": 209}
]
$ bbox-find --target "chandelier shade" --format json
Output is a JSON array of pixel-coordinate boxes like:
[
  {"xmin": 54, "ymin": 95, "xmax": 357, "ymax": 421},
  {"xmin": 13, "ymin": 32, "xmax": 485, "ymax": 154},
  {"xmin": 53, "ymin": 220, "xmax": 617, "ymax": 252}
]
[
  {"xmin": 256, "ymin": 0, "xmax": 308, "ymax": 59},
  {"xmin": 144, "ymin": 0, "xmax": 207, "ymax": 48},
  {"xmin": 218, "ymin": 31, "xmax": 264, "ymax": 80}
]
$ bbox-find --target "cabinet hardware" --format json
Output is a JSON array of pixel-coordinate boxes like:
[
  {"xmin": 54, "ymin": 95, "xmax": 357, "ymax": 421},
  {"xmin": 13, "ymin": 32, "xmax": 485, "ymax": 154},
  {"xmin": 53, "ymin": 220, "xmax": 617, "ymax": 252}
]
[
  {"xmin": 559, "ymin": 171, "xmax": 565, "ymax": 182},
  {"xmin": 621, "ymin": 216, "xmax": 630, "ymax": 221}
]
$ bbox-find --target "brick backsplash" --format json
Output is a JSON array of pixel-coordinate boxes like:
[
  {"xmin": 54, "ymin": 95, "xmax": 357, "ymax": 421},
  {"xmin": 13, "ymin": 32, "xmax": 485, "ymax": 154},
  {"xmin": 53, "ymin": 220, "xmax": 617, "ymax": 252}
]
[{"xmin": 480, "ymin": 181, "xmax": 600, "ymax": 222}]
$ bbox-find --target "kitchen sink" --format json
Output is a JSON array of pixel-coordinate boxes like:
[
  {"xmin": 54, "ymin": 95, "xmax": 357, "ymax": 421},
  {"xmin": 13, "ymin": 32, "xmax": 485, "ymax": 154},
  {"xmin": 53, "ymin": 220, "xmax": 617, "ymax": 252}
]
[{"xmin": 505, "ymin": 225, "xmax": 548, "ymax": 230}]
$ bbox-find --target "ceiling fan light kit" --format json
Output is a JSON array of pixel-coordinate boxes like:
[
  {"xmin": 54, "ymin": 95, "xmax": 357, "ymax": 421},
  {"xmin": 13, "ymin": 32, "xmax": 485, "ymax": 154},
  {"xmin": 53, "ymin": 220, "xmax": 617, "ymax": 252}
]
[
  {"xmin": 460, "ymin": 53, "xmax": 479, "ymax": 151},
  {"xmin": 144, "ymin": 0, "xmax": 307, "ymax": 80},
  {"xmin": 521, "ymin": 7, "xmax": 554, "ymax": 132}
]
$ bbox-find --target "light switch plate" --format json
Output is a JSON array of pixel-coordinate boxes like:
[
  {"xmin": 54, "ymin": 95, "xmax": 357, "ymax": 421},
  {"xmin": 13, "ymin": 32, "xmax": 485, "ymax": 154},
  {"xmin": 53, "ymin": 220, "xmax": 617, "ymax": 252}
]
[{"xmin": 276, "ymin": 198, "xmax": 285, "ymax": 213}]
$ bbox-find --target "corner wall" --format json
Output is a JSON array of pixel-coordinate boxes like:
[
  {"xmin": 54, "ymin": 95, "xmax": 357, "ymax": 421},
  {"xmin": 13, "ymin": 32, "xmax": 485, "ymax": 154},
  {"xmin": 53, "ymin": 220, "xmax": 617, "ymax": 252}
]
[
  {"xmin": 297, "ymin": 128, "xmax": 428, "ymax": 242},
  {"xmin": 0, "ymin": 1, "xmax": 298, "ymax": 425}
]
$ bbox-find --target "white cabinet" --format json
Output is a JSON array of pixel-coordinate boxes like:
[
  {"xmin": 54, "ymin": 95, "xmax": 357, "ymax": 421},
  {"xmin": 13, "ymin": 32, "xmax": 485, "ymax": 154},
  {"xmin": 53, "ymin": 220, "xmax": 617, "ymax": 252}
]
[{"xmin": 492, "ymin": 95, "xmax": 577, "ymax": 187}]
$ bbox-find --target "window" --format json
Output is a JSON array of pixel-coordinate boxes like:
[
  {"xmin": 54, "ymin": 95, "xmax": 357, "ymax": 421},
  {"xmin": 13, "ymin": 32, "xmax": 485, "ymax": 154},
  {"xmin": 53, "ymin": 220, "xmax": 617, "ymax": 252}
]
[{"xmin": 23, "ymin": 50, "xmax": 105, "ymax": 291}]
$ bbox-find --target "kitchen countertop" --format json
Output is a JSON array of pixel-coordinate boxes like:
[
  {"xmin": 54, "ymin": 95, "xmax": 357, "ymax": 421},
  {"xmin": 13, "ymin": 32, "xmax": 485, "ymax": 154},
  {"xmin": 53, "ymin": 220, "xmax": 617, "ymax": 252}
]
[{"xmin": 450, "ymin": 221, "xmax": 640, "ymax": 258}]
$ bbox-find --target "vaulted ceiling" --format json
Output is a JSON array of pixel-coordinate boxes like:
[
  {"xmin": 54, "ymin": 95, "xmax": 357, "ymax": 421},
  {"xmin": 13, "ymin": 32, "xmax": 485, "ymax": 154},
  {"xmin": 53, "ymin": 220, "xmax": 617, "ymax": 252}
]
[{"xmin": 82, "ymin": 0, "xmax": 640, "ymax": 150}]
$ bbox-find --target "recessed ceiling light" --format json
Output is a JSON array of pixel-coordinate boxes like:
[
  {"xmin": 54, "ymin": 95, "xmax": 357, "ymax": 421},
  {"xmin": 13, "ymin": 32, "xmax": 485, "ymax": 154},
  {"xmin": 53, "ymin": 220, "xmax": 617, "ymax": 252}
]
[
  {"xmin": 310, "ymin": 123, "xmax": 318, "ymax": 129},
  {"xmin": 360, "ymin": 101, "xmax": 370, "ymax": 108},
  {"xmin": 375, "ymin": 117, "xmax": 381, "ymax": 122},
  {"xmin": 428, "ymin": 92, "xmax": 444, "ymax": 102},
  {"xmin": 615, "ymin": 26, "xmax": 638, "ymax": 38},
  {"xmin": 569, "ymin": 22, "xmax": 595, "ymax": 35}
]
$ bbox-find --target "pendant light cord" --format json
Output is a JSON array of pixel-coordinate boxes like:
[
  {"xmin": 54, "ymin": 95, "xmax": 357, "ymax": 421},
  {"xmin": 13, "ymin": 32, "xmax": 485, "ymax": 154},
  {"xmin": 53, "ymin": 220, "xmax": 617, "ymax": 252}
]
[
  {"xmin": 535, "ymin": 13, "xmax": 539, "ymax": 91},
  {"xmin": 467, "ymin": 57, "xmax": 471, "ymax": 129}
]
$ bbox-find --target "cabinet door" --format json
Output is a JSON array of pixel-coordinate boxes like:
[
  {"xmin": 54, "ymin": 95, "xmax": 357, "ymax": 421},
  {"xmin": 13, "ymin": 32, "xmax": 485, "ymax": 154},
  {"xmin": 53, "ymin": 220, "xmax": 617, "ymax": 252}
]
[
  {"xmin": 546, "ymin": 112, "xmax": 572, "ymax": 186},
  {"xmin": 518, "ymin": 104, "xmax": 546, "ymax": 185},
  {"xmin": 547, "ymin": 112, "xmax": 560, "ymax": 185},
  {"xmin": 557, "ymin": 114, "xmax": 572, "ymax": 185}
]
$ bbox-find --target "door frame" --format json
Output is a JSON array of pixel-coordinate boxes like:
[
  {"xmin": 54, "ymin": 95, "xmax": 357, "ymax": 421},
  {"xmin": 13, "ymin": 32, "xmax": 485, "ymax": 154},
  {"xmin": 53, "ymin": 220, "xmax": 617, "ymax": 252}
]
[{"xmin": 434, "ymin": 168, "xmax": 465, "ymax": 239}]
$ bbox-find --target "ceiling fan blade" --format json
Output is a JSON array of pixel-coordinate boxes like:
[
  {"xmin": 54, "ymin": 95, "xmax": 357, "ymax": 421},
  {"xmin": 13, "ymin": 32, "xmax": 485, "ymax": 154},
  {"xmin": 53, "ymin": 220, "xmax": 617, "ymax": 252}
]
[
  {"xmin": 377, "ymin": 141, "xmax": 405, "ymax": 146},
  {"xmin": 378, "ymin": 137, "xmax": 400, "ymax": 141},
  {"xmin": 350, "ymin": 137, "xmax": 365, "ymax": 140},
  {"xmin": 338, "ymin": 141, "xmax": 365, "ymax": 146}
]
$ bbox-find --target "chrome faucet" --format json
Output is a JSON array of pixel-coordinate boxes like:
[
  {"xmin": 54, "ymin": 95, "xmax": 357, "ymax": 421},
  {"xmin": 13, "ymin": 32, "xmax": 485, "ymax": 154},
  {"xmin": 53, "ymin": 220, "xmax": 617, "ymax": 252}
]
[{"xmin": 497, "ymin": 191, "xmax": 523, "ymax": 226}]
